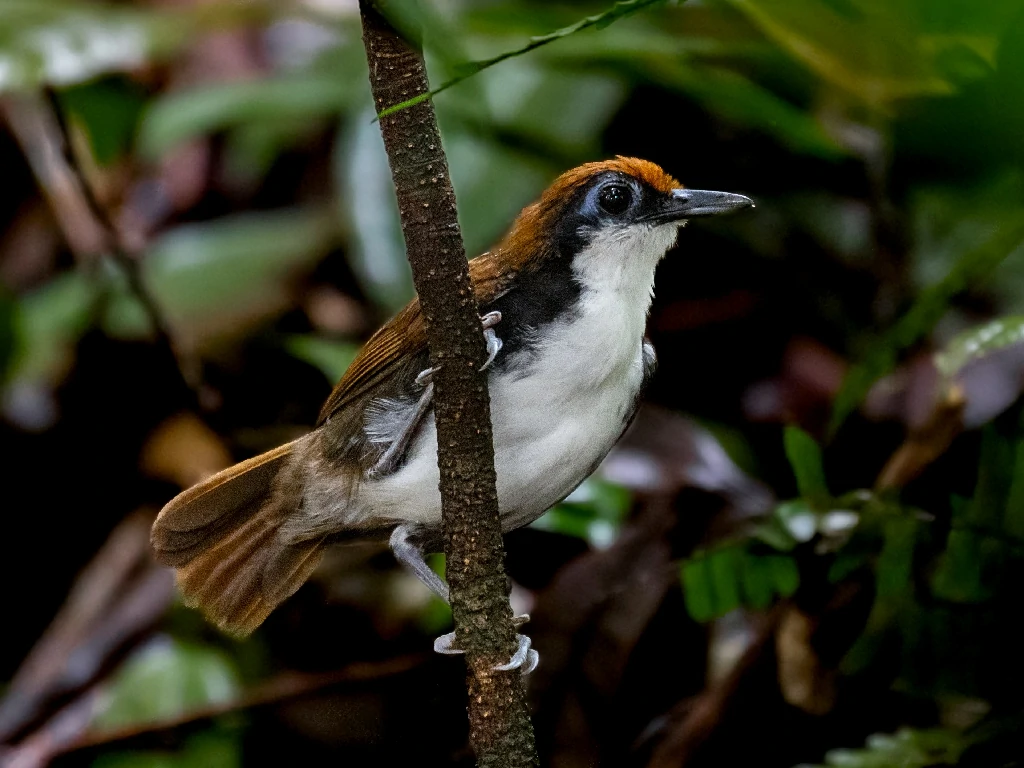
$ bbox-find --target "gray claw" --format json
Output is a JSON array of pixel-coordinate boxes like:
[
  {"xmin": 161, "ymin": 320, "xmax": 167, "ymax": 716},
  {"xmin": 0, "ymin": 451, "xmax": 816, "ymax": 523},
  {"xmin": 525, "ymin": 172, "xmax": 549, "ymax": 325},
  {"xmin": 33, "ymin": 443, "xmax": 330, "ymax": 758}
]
[
  {"xmin": 415, "ymin": 366, "xmax": 439, "ymax": 388},
  {"xmin": 432, "ymin": 615, "xmax": 539, "ymax": 675},
  {"xmin": 493, "ymin": 633, "xmax": 539, "ymax": 674},
  {"xmin": 434, "ymin": 631, "xmax": 463, "ymax": 655},
  {"xmin": 480, "ymin": 311, "xmax": 502, "ymax": 371}
]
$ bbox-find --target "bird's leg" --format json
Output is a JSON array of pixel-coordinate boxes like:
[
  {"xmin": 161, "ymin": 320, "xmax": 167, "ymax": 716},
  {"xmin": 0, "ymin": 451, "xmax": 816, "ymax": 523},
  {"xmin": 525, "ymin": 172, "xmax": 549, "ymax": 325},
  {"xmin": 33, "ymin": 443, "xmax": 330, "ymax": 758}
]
[
  {"xmin": 389, "ymin": 524, "xmax": 538, "ymax": 674},
  {"xmin": 368, "ymin": 312, "xmax": 502, "ymax": 479},
  {"xmin": 367, "ymin": 381, "xmax": 434, "ymax": 480},
  {"xmin": 389, "ymin": 524, "xmax": 449, "ymax": 602}
]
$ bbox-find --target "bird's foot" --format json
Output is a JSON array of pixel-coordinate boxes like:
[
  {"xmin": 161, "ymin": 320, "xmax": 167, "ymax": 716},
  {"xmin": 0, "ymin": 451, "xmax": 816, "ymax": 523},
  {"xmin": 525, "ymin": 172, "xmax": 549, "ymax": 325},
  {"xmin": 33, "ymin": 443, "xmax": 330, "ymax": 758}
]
[
  {"xmin": 414, "ymin": 312, "xmax": 502, "ymax": 387},
  {"xmin": 433, "ymin": 613, "xmax": 538, "ymax": 674},
  {"xmin": 480, "ymin": 311, "xmax": 502, "ymax": 371},
  {"xmin": 414, "ymin": 366, "xmax": 438, "ymax": 388},
  {"xmin": 494, "ymin": 632, "xmax": 539, "ymax": 674}
]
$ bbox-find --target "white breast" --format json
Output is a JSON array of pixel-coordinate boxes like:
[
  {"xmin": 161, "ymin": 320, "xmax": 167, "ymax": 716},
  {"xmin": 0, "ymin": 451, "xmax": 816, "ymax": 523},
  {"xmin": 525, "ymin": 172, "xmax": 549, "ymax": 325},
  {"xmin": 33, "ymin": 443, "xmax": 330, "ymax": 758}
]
[{"xmin": 350, "ymin": 223, "xmax": 677, "ymax": 533}]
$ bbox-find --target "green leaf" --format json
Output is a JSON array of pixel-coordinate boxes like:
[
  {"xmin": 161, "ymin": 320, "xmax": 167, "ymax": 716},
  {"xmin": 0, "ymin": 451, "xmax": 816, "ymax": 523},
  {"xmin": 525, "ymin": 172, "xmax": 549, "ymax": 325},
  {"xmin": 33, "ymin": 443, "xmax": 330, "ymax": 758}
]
[
  {"xmin": 57, "ymin": 77, "xmax": 146, "ymax": 165},
  {"xmin": 964, "ymin": 424, "xmax": 1016, "ymax": 529},
  {"xmin": 774, "ymin": 499, "xmax": 818, "ymax": 543},
  {"xmin": 563, "ymin": 477, "xmax": 632, "ymax": 521},
  {"xmin": 708, "ymin": 546, "xmax": 744, "ymax": 616},
  {"xmin": 9, "ymin": 208, "xmax": 337, "ymax": 389},
  {"xmin": 416, "ymin": 553, "xmax": 453, "ymax": 633},
  {"xmin": 283, "ymin": 335, "xmax": 359, "ymax": 384},
  {"xmin": 10, "ymin": 270, "xmax": 97, "ymax": 384},
  {"xmin": 753, "ymin": 514, "xmax": 800, "ymax": 551},
  {"xmin": 739, "ymin": 552, "xmax": 776, "ymax": 610},
  {"xmin": 681, "ymin": 556, "xmax": 717, "ymax": 623},
  {"xmin": 932, "ymin": 529, "xmax": 987, "ymax": 603},
  {"xmin": 333, "ymin": 111, "xmax": 415, "ymax": 313},
  {"xmin": 0, "ymin": 1, "xmax": 292, "ymax": 94},
  {"xmin": 531, "ymin": 478, "xmax": 631, "ymax": 548},
  {"xmin": 806, "ymin": 726, "xmax": 966, "ymax": 767},
  {"xmin": 935, "ymin": 316, "xmax": 1024, "ymax": 379},
  {"xmin": 105, "ymin": 207, "xmax": 338, "ymax": 339},
  {"xmin": 725, "ymin": 0, "xmax": 993, "ymax": 107},
  {"xmin": 783, "ymin": 426, "xmax": 830, "ymax": 505},
  {"xmin": 828, "ymin": 548, "xmax": 867, "ymax": 583},
  {"xmin": 829, "ymin": 219, "xmax": 1024, "ymax": 435},
  {"xmin": 139, "ymin": 75, "xmax": 359, "ymax": 159},
  {"xmin": 875, "ymin": 516, "xmax": 919, "ymax": 600},
  {"xmin": 92, "ymin": 638, "xmax": 239, "ymax": 731},
  {"xmin": 766, "ymin": 554, "xmax": 799, "ymax": 598},
  {"xmin": 683, "ymin": 548, "xmax": 799, "ymax": 621}
]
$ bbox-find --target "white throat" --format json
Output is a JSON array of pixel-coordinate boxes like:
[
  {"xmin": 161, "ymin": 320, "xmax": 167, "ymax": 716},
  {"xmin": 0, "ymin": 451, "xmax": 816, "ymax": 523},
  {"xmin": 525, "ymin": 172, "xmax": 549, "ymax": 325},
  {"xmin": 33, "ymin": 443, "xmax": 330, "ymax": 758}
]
[{"xmin": 571, "ymin": 222, "xmax": 680, "ymax": 314}]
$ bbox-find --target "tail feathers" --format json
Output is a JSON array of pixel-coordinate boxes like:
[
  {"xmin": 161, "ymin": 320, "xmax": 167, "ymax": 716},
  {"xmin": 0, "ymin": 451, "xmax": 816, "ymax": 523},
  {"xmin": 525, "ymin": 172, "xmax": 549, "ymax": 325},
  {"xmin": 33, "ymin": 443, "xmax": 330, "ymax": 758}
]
[
  {"xmin": 175, "ymin": 509, "xmax": 324, "ymax": 636},
  {"xmin": 152, "ymin": 441, "xmax": 297, "ymax": 567},
  {"xmin": 151, "ymin": 438, "xmax": 324, "ymax": 636}
]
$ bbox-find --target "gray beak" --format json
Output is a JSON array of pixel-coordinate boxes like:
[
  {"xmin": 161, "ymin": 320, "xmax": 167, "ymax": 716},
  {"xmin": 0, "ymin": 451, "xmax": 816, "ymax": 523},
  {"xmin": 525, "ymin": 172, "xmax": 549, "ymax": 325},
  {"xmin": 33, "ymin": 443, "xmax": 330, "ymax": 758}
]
[{"xmin": 665, "ymin": 188, "xmax": 754, "ymax": 219}]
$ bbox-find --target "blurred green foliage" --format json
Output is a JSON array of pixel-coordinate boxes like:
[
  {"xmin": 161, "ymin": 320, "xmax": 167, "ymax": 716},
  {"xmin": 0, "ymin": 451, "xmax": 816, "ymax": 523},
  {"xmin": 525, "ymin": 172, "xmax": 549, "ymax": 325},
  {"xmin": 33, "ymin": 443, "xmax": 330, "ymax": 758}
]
[
  {"xmin": 92, "ymin": 730, "xmax": 242, "ymax": 768},
  {"xmin": 12, "ymin": 208, "xmax": 336, "ymax": 383},
  {"xmin": 682, "ymin": 546, "xmax": 799, "ymax": 621},
  {"xmin": 830, "ymin": 220, "xmax": 1024, "ymax": 434},
  {"xmin": 93, "ymin": 639, "xmax": 240, "ymax": 731},
  {"xmin": 0, "ymin": 2, "xmax": 189, "ymax": 92},
  {"xmin": 935, "ymin": 316, "xmax": 1024, "ymax": 379},
  {"xmin": 58, "ymin": 77, "xmax": 147, "ymax": 165},
  {"xmin": 87, "ymin": 640, "xmax": 243, "ymax": 768},
  {"xmin": 531, "ymin": 477, "xmax": 632, "ymax": 547},
  {"xmin": 800, "ymin": 726, "xmax": 967, "ymax": 768}
]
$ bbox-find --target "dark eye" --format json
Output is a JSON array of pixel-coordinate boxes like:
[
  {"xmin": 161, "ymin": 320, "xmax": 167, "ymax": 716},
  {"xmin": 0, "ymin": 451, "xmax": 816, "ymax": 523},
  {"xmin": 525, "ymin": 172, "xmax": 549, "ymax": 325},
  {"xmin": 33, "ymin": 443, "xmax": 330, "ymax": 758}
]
[{"xmin": 598, "ymin": 184, "xmax": 632, "ymax": 215}]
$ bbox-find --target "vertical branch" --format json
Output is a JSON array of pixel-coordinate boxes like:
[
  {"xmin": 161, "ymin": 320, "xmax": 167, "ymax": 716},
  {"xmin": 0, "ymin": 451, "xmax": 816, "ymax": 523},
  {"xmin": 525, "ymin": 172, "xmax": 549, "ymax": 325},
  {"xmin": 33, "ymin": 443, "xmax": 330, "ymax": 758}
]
[{"xmin": 358, "ymin": 2, "xmax": 538, "ymax": 765}]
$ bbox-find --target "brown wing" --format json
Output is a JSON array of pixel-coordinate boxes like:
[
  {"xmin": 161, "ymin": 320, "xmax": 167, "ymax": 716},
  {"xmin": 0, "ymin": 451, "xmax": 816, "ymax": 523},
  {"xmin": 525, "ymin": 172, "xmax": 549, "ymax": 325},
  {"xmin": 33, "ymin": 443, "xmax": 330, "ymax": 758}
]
[{"xmin": 315, "ymin": 251, "xmax": 519, "ymax": 427}]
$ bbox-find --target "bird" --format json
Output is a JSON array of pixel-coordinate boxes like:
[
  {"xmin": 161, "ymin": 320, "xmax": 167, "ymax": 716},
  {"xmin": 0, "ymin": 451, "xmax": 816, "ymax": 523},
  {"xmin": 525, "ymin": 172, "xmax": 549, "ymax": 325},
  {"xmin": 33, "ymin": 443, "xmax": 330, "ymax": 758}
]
[{"xmin": 151, "ymin": 157, "xmax": 752, "ymax": 671}]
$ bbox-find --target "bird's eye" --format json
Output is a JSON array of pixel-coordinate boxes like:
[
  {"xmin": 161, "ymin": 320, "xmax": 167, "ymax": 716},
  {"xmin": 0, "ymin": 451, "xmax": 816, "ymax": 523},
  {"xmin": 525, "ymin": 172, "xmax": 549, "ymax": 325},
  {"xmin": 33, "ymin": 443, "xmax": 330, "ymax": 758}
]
[{"xmin": 597, "ymin": 184, "xmax": 632, "ymax": 215}]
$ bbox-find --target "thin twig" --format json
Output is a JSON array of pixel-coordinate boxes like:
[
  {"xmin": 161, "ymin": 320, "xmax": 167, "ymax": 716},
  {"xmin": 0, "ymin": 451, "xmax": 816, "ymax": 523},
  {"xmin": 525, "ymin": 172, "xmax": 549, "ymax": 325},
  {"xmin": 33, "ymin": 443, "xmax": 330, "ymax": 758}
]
[
  {"xmin": 2, "ymin": 655, "xmax": 426, "ymax": 767},
  {"xmin": 376, "ymin": 0, "xmax": 669, "ymax": 118},
  {"xmin": 48, "ymin": 91, "xmax": 188, "ymax": 375},
  {"xmin": 56, "ymin": 654, "xmax": 427, "ymax": 757},
  {"xmin": 0, "ymin": 514, "xmax": 154, "ymax": 744},
  {"xmin": 0, "ymin": 92, "xmax": 200, "ymax": 397},
  {"xmin": 875, "ymin": 383, "xmax": 966, "ymax": 491}
]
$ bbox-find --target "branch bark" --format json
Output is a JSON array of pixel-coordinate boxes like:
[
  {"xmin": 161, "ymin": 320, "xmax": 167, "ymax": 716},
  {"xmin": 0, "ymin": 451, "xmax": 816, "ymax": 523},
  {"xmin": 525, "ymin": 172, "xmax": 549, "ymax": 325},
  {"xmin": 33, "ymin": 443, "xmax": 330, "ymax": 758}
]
[{"xmin": 358, "ymin": 3, "xmax": 538, "ymax": 766}]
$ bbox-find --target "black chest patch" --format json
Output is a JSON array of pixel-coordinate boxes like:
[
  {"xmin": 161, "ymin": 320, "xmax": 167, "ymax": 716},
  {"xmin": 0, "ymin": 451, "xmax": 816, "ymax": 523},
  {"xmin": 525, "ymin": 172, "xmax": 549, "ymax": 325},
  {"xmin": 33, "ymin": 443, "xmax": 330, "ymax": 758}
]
[{"xmin": 482, "ymin": 255, "xmax": 582, "ymax": 368}]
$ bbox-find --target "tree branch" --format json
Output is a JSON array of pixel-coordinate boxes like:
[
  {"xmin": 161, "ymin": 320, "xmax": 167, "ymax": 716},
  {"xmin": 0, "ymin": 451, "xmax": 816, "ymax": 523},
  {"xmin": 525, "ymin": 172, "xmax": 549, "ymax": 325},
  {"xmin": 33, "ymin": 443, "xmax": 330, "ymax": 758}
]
[{"xmin": 358, "ymin": 3, "xmax": 538, "ymax": 765}]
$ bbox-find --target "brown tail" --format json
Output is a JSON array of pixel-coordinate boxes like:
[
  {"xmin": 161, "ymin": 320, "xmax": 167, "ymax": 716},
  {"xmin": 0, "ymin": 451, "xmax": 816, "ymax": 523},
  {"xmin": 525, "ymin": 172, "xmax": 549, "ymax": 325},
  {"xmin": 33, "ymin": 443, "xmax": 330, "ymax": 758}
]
[{"xmin": 151, "ymin": 438, "xmax": 324, "ymax": 636}]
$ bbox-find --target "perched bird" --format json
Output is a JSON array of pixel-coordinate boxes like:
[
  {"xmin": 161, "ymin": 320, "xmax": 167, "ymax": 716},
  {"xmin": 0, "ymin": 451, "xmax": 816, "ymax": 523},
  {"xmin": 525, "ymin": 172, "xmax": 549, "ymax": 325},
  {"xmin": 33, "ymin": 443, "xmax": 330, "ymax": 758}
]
[{"xmin": 151, "ymin": 157, "xmax": 752, "ymax": 670}]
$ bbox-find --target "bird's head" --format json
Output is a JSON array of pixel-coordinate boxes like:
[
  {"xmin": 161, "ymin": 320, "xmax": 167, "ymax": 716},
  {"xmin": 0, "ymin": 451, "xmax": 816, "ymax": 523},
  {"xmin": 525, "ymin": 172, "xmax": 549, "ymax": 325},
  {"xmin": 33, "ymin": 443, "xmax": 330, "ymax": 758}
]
[{"xmin": 496, "ymin": 157, "xmax": 752, "ymax": 295}]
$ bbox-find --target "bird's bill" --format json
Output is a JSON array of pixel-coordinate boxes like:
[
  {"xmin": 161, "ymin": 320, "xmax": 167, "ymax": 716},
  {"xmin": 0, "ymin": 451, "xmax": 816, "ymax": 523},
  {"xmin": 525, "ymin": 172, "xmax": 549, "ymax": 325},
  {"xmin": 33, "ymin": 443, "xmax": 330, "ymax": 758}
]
[{"xmin": 654, "ymin": 188, "xmax": 754, "ymax": 222}]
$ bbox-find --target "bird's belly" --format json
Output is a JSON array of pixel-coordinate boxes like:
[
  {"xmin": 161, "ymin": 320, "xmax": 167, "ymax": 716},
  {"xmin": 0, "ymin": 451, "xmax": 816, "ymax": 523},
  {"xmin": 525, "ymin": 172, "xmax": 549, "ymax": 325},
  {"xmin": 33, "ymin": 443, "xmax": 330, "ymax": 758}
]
[
  {"xmin": 356, "ymin": 347, "xmax": 645, "ymax": 532},
  {"xmin": 487, "ymin": 368, "xmax": 638, "ymax": 530}
]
